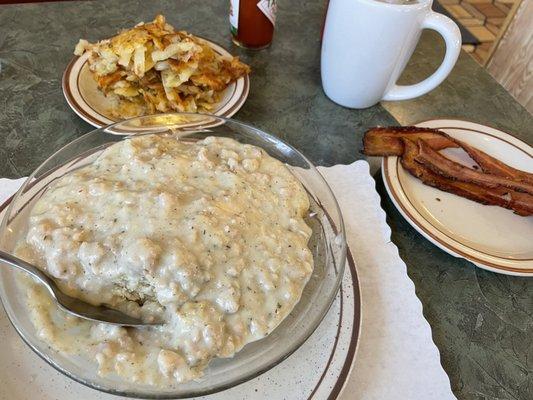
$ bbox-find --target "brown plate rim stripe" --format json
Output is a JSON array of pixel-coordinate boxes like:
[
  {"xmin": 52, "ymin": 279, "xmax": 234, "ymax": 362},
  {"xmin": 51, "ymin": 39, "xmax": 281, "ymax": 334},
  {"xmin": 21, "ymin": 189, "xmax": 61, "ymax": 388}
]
[
  {"xmin": 223, "ymin": 74, "xmax": 249, "ymax": 118},
  {"xmin": 308, "ymin": 246, "xmax": 361, "ymax": 399},
  {"xmin": 308, "ymin": 285, "xmax": 344, "ymax": 399},
  {"xmin": 385, "ymin": 161, "xmax": 533, "ymax": 273},
  {"xmin": 62, "ymin": 55, "xmax": 105, "ymax": 127},
  {"xmin": 383, "ymin": 121, "xmax": 533, "ymax": 274},
  {"xmin": 327, "ymin": 248, "xmax": 361, "ymax": 400}
]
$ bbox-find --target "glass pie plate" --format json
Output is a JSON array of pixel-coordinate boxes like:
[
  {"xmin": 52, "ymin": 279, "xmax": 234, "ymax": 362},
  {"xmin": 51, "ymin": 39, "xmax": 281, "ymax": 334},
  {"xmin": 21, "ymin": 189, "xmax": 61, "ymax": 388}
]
[{"xmin": 0, "ymin": 113, "xmax": 346, "ymax": 398}]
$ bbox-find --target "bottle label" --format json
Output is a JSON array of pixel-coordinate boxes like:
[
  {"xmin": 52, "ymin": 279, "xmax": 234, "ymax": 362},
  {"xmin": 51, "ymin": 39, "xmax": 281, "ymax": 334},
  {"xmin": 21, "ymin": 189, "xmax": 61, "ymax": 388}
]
[
  {"xmin": 230, "ymin": 0, "xmax": 240, "ymax": 35},
  {"xmin": 257, "ymin": 0, "xmax": 277, "ymax": 26}
]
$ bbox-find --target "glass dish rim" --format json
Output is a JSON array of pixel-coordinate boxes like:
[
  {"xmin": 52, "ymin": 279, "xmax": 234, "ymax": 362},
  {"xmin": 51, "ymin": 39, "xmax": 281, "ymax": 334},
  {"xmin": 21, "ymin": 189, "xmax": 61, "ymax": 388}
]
[{"xmin": 0, "ymin": 112, "xmax": 347, "ymax": 399}]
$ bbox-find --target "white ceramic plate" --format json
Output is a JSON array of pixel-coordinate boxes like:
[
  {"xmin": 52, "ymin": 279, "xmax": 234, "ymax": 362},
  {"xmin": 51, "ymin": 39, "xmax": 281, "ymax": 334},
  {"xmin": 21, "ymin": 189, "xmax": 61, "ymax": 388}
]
[
  {"xmin": 382, "ymin": 119, "xmax": 533, "ymax": 276},
  {"xmin": 0, "ymin": 194, "xmax": 360, "ymax": 399},
  {"xmin": 62, "ymin": 38, "xmax": 250, "ymax": 128}
]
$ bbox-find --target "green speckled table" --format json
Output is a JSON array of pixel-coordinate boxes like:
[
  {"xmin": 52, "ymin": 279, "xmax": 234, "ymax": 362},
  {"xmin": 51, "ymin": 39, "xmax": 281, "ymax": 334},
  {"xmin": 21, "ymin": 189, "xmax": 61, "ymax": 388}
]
[{"xmin": 0, "ymin": 1, "xmax": 531, "ymax": 399}]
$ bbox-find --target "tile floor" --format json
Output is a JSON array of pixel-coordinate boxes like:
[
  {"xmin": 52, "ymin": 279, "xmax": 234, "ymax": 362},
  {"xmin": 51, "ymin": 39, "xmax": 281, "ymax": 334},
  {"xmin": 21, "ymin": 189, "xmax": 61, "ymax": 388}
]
[{"xmin": 438, "ymin": 0, "xmax": 518, "ymax": 64}]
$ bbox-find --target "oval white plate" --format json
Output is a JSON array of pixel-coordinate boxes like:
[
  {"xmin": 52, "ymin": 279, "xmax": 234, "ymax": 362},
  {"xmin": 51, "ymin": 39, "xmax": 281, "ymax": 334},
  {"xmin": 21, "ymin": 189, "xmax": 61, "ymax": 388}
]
[
  {"xmin": 382, "ymin": 119, "xmax": 533, "ymax": 276},
  {"xmin": 62, "ymin": 38, "xmax": 250, "ymax": 128}
]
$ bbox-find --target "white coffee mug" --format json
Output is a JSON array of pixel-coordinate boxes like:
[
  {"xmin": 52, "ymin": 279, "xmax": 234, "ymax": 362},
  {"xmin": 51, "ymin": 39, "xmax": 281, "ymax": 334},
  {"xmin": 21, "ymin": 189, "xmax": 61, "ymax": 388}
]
[{"xmin": 321, "ymin": 0, "xmax": 461, "ymax": 109}]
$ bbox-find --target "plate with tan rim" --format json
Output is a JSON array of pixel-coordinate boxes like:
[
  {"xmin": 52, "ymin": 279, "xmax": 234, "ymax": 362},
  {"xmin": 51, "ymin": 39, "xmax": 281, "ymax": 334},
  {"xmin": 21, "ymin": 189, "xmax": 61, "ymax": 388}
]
[
  {"xmin": 62, "ymin": 38, "xmax": 250, "ymax": 129},
  {"xmin": 382, "ymin": 119, "xmax": 533, "ymax": 277}
]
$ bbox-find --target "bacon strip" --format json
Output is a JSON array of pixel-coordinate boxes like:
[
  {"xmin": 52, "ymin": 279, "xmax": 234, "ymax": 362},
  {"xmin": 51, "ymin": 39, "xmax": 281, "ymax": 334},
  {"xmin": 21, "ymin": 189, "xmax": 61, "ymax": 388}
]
[
  {"xmin": 361, "ymin": 125, "xmax": 533, "ymax": 215},
  {"xmin": 364, "ymin": 126, "xmax": 533, "ymax": 186},
  {"xmin": 444, "ymin": 136, "xmax": 533, "ymax": 185},
  {"xmin": 508, "ymin": 191, "xmax": 533, "ymax": 217},
  {"xmin": 362, "ymin": 126, "xmax": 458, "ymax": 156},
  {"xmin": 415, "ymin": 140, "xmax": 533, "ymax": 195},
  {"xmin": 401, "ymin": 139, "xmax": 533, "ymax": 216}
]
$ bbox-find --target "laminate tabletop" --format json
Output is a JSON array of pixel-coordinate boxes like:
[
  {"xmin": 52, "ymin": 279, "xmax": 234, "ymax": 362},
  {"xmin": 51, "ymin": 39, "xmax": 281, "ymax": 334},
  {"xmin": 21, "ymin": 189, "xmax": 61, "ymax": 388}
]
[{"xmin": 0, "ymin": 1, "xmax": 531, "ymax": 399}]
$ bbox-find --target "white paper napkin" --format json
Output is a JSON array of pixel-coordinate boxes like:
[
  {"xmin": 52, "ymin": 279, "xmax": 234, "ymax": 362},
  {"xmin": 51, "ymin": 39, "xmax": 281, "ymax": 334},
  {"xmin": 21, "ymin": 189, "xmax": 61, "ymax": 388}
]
[
  {"xmin": 317, "ymin": 162, "xmax": 454, "ymax": 400},
  {"xmin": 0, "ymin": 178, "xmax": 26, "ymax": 202},
  {"xmin": 0, "ymin": 162, "xmax": 454, "ymax": 399}
]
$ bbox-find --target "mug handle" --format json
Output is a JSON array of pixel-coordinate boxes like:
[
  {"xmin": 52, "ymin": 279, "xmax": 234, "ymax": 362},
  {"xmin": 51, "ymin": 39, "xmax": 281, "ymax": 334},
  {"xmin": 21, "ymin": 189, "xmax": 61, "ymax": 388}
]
[{"xmin": 382, "ymin": 12, "xmax": 461, "ymax": 101}]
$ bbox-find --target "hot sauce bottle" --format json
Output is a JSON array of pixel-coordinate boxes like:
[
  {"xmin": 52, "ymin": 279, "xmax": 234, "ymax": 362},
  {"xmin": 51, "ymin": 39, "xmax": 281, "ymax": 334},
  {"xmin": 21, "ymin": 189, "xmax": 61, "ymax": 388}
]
[{"xmin": 230, "ymin": 0, "xmax": 277, "ymax": 49}]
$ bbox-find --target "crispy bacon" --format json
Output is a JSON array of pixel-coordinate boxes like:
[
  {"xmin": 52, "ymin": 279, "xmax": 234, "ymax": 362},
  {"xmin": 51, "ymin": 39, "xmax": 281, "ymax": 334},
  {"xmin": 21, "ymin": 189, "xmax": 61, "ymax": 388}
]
[
  {"xmin": 401, "ymin": 139, "xmax": 533, "ymax": 216},
  {"xmin": 361, "ymin": 126, "xmax": 533, "ymax": 215},
  {"xmin": 415, "ymin": 140, "xmax": 533, "ymax": 195},
  {"xmin": 364, "ymin": 126, "xmax": 533, "ymax": 186},
  {"xmin": 444, "ymin": 136, "xmax": 533, "ymax": 185},
  {"xmin": 508, "ymin": 191, "xmax": 533, "ymax": 217},
  {"xmin": 362, "ymin": 126, "xmax": 458, "ymax": 156}
]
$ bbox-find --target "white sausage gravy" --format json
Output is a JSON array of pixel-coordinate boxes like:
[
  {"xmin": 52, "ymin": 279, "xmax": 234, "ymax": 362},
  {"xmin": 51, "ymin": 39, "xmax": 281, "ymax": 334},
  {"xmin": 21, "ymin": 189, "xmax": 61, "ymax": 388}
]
[{"xmin": 15, "ymin": 134, "xmax": 313, "ymax": 386}]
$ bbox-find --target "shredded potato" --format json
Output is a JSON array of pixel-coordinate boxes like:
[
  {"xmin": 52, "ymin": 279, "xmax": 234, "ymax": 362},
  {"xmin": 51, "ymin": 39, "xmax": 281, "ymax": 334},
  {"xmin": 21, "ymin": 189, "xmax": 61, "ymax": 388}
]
[{"xmin": 75, "ymin": 15, "xmax": 250, "ymax": 118}]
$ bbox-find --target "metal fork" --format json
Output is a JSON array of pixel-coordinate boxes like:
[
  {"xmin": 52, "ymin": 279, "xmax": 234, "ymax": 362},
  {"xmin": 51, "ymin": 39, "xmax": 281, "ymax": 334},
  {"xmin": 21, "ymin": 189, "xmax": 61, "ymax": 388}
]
[{"xmin": 0, "ymin": 250, "xmax": 162, "ymax": 327}]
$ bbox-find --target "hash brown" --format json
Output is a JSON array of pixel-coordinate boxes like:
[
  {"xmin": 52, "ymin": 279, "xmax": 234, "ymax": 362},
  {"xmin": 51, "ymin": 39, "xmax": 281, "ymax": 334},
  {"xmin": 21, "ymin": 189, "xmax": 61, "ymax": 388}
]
[{"xmin": 74, "ymin": 15, "xmax": 250, "ymax": 118}]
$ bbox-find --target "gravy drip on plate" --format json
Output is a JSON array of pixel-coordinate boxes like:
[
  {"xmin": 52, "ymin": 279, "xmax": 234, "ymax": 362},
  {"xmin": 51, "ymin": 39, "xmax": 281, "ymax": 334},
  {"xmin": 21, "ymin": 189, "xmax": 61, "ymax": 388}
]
[{"xmin": 16, "ymin": 135, "xmax": 313, "ymax": 386}]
